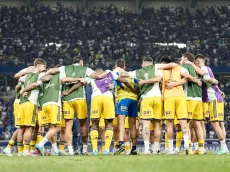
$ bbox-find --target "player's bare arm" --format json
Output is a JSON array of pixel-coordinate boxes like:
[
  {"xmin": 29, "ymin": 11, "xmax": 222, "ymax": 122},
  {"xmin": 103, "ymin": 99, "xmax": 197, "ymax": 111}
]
[
  {"xmin": 181, "ymin": 73, "xmax": 202, "ymax": 87},
  {"xmin": 166, "ymin": 78, "xmax": 187, "ymax": 90},
  {"xmin": 20, "ymin": 82, "xmax": 40, "ymax": 95},
  {"xmin": 138, "ymin": 75, "xmax": 162, "ymax": 86},
  {"xmin": 117, "ymin": 76, "xmax": 137, "ymax": 93},
  {"xmin": 61, "ymin": 77, "xmax": 86, "ymax": 85},
  {"xmin": 15, "ymin": 83, "xmax": 22, "ymax": 92},
  {"xmin": 40, "ymin": 74, "xmax": 53, "ymax": 82},
  {"xmin": 14, "ymin": 66, "xmax": 35, "ymax": 79},
  {"xmin": 62, "ymin": 82, "xmax": 84, "ymax": 96},
  {"xmin": 46, "ymin": 68, "xmax": 60, "ymax": 75},
  {"xmin": 89, "ymin": 71, "xmax": 109, "ymax": 79},
  {"xmin": 203, "ymin": 74, "xmax": 219, "ymax": 85},
  {"xmin": 158, "ymin": 63, "xmax": 178, "ymax": 70},
  {"xmin": 185, "ymin": 61, "xmax": 206, "ymax": 76}
]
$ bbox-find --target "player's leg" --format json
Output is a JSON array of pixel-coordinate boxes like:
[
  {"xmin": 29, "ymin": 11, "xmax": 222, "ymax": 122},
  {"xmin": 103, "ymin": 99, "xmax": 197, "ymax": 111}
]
[
  {"xmin": 103, "ymin": 96, "xmax": 115, "ymax": 155},
  {"xmin": 17, "ymin": 126, "xmax": 25, "ymax": 156},
  {"xmin": 62, "ymin": 101, "xmax": 75, "ymax": 155},
  {"xmin": 4, "ymin": 102, "xmax": 21, "ymax": 156},
  {"xmin": 209, "ymin": 100, "xmax": 228, "ymax": 154},
  {"xmin": 149, "ymin": 122, "xmax": 154, "ymax": 153},
  {"xmin": 90, "ymin": 96, "xmax": 102, "ymax": 155},
  {"xmin": 151, "ymin": 119, "xmax": 161, "ymax": 154},
  {"xmin": 99, "ymin": 118, "xmax": 105, "ymax": 153},
  {"xmin": 200, "ymin": 120, "xmax": 206, "ymax": 153},
  {"xmin": 76, "ymin": 99, "xmax": 88, "ymax": 155},
  {"xmin": 174, "ymin": 123, "xmax": 183, "ymax": 154},
  {"xmin": 128, "ymin": 100, "xmax": 138, "ymax": 155},
  {"xmin": 22, "ymin": 102, "xmax": 37, "ymax": 156},
  {"xmin": 124, "ymin": 127, "xmax": 131, "ymax": 155},
  {"xmin": 187, "ymin": 120, "xmax": 193, "ymax": 153},
  {"xmin": 165, "ymin": 120, "xmax": 174, "ymax": 154},
  {"xmin": 130, "ymin": 118, "xmax": 139, "ymax": 155},
  {"xmin": 164, "ymin": 121, "xmax": 169, "ymax": 153},
  {"xmin": 112, "ymin": 118, "xmax": 119, "ymax": 151},
  {"xmin": 16, "ymin": 103, "xmax": 26, "ymax": 156},
  {"xmin": 30, "ymin": 123, "xmax": 39, "ymax": 153},
  {"xmin": 59, "ymin": 126, "xmax": 68, "ymax": 155},
  {"xmin": 193, "ymin": 101, "xmax": 205, "ymax": 154},
  {"xmin": 36, "ymin": 105, "xmax": 61, "ymax": 156},
  {"xmin": 36, "ymin": 126, "xmax": 44, "ymax": 144},
  {"xmin": 23, "ymin": 126, "xmax": 34, "ymax": 155},
  {"xmin": 114, "ymin": 99, "xmax": 128, "ymax": 155},
  {"xmin": 3, "ymin": 129, "xmax": 19, "ymax": 156},
  {"xmin": 140, "ymin": 98, "xmax": 154, "ymax": 155},
  {"xmin": 151, "ymin": 97, "xmax": 163, "ymax": 154},
  {"xmin": 90, "ymin": 119, "xmax": 100, "ymax": 155},
  {"xmin": 176, "ymin": 97, "xmax": 189, "ymax": 154},
  {"xmin": 50, "ymin": 131, "xmax": 61, "ymax": 156}
]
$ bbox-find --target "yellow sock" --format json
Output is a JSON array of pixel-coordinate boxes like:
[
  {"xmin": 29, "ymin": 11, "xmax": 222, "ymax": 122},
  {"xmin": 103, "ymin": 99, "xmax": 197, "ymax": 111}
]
[
  {"xmin": 7, "ymin": 140, "xmax": 15, "ymax": 149},
  {"xmin": 165, "ymin": 133, "xmax": 168, "ymax": 149},
  {"xmin": 59, "ymin": 141, "xmax": 65, "ymax": 151},
  {"xmin": 105, "ymin": 129, "xmax": 113, "ymax": 150},
  {"xmin": 90, "ymin": 130, "xmax": 98, "ymax": 151},
  {"xmin": 198, "ymin": 140, "xmax": 204, "ymax": 148},
  {"xmin": 101, "ymin": 142, "xmax": 105, "ymax": 153},
  {"xmin": 124, "ymin": 142, "xmax": 131, "ymax": 150},
  {"xmin": 23, "ymin": 141, "xmax": 30, "ymax": 152},
  {"xmin": 30, "ymin": 140, "xmax": 36, "ymax": 151},
  {"xmin": 114, "ymin": 141, "xmax": 118, "ymax": 149},
  {"xmin": 176, "ymin": 130, "xmax": 183, "ymax": 148},
  {"xmin": 17, "ymin": 142, "xmax": 23, "ymax": 153},
  {"xmin": 36, "ymin": 134, "xmax": 43, "ymax": 144}
]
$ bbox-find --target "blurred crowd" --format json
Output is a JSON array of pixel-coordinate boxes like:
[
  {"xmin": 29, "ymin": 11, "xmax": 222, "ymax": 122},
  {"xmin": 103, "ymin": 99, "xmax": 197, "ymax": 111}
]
[
  {"xmin": 0, "ymin": 4, "xmax": 230, "ymax": 68},
  {"xmin": 0, "ymin": 99, "xmax": 14, "ymax": 140}
]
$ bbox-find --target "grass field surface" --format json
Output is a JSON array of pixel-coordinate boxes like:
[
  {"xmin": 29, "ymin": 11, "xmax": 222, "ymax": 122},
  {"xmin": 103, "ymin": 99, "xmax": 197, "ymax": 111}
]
[{"xmin": 0, "ymin": 154, "xmax": 230, "ymax": 172}]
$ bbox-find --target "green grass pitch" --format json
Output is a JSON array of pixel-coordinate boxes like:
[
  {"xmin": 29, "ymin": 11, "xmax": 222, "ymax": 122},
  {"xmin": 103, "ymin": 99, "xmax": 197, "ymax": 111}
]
[{"xmin": 0, "ymin": 154, "xmax": 230, "ymax": 172}]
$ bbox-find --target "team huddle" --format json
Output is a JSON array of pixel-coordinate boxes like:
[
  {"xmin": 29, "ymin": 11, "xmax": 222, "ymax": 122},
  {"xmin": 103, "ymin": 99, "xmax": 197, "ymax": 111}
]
[{"xmin": 2, "ymin": 53, "xmax": 229, "ymax": 156}]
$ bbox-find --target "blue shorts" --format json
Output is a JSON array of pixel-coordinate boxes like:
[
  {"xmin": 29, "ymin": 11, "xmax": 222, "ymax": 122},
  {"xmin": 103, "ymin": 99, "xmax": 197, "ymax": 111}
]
[{"xmin": 116, "ymin": 98, "xmax": 138, "ymax": 117}]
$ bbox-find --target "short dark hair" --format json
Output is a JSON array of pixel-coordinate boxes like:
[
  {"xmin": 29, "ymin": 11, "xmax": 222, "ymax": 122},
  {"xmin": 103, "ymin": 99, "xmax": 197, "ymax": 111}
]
[
  {"xmin": 115, "ymin": 59, "xmax": 125, "ymax": 68},
  {"xmin": 195, "ymin": 54, "xmax": 205, "ymax": 60},
  {"xmin": 183, "ymin": 53, "xmax": 194, "ymax": 62},
  {"xmin": 142, "ymin": 56, "xmax": 153, "ymax": 63},
  {"xmin": 34, "ymin": 58, "xmax": 46, "ymax": 66},
  {"xmin": 160, "ymin": 56, "xmax": 171, "ymax": 63},
  {"xmin": 73, "ymin": 56, "xmax": 83, "ymax": 64}
]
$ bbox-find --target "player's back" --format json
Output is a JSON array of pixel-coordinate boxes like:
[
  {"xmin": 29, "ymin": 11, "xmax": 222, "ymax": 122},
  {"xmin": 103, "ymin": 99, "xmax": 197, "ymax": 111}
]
[{"xmin": 162, "ymin": 65, "xmax": 185, "ymax": 99}]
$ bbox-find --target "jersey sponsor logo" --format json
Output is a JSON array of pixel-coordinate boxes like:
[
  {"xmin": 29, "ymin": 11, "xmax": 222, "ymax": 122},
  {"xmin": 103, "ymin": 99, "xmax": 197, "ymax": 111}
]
[
  {"xmin": 143, "ymin": 111, "xmax": 151, "ymax": 115},
  {"xmin": 92, "ymin": 110, "xmax": 98, "ymax": 114},
  {"xmin": 42, "ymin": 116, "xmax": 47, "ymax": 120},
  {"xmin": 63, "ymin": 111, "xmax": 70, "ymax": 115},
  {"xmin": 165, "ymin": 111, "xmax": 172, "ymax": 115},
  {"xmin": 188, "ymin": 112, "xmax": 193, "ymax": 116},
  {"xmin": 120, "ymin": 106, "xmax": 128, "ymax": 111},
  {"xmin": 218, "ymin": 113, "xmax": 223, "ymax": 117}
]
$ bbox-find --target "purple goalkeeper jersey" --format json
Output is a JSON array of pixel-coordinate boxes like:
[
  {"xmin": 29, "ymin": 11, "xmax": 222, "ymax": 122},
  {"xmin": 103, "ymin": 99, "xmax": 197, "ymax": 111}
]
[
  {"xmin": 202, "ymin": 66, "xmax": 223, "ymax": 103},
  {"xmin": 95, "ymin": 72, "xmax": 114, "ymax": 94}
]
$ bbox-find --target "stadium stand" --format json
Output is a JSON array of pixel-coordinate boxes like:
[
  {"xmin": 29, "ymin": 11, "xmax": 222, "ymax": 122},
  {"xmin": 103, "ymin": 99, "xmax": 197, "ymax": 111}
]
[{"xmin": 0, "ymin": 4, "xmax": 229, "ymax": 69}]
